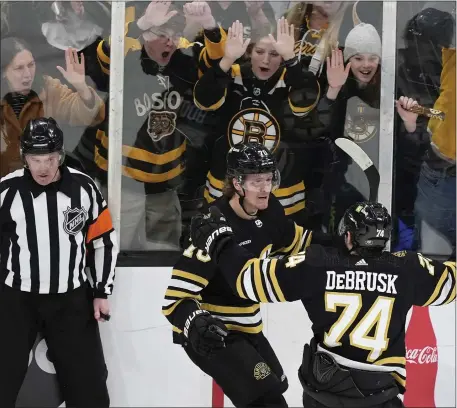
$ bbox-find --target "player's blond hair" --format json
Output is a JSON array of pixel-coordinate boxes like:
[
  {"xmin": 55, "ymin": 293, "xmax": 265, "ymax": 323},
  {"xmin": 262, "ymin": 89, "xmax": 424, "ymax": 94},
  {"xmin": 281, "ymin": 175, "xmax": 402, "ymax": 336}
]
[{"xmin": 222, "ymin": 176, "xmax": 237, "ymax": 199}]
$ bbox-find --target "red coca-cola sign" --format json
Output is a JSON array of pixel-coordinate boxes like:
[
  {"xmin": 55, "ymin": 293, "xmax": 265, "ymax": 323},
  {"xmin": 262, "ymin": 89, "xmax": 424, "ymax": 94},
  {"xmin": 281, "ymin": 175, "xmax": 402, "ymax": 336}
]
[
  {"xmin": 403, "ymin": 306, "xmax": 438, "ymax": 408},
  {"xmin": 406, "ymin": 346, "xmax": 438, "ymax": 364}
]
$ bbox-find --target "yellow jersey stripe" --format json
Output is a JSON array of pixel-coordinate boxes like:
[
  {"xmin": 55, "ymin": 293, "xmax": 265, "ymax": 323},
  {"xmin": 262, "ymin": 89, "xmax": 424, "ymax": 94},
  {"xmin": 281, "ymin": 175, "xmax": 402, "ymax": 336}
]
[{"xmin": 172, "ymin": 269, "xmax": 209, "ymax": 287}]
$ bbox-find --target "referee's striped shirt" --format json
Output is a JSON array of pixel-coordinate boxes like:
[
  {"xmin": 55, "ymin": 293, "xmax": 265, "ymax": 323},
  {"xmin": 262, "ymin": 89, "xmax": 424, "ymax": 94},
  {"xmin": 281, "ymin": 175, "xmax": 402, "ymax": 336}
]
[{"xmin": 0, "ymin": 166, "xmax": 118, "ymax": 297}]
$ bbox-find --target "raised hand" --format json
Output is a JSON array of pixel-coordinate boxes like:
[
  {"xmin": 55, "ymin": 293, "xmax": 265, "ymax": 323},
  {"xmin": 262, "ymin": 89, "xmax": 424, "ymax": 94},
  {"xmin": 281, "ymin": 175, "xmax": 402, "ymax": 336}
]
[
  {"xmin": 396, "ymin": 96, "xmax": 419, "ymax": 131},
  {"xmin": 137, "ymin": 0, "xmax": 179, "ymax": 31},
  {"xmin": 183, "ymin": 1, "xmax": 216, "ymax": 30},
  {"xmin": 326, "ymin": 49, "xmax": 351, "ymax": 89},
  {"xmin": 269, "ymin": 17, "xmax": 295, "ymax": 61},
  {"xmin": 224, "ymin": 20, "xmax": 251, "ymax": 62},
  {"xmin": 57, "ymin": 48, "xmax": 87, "ymax": 91}
]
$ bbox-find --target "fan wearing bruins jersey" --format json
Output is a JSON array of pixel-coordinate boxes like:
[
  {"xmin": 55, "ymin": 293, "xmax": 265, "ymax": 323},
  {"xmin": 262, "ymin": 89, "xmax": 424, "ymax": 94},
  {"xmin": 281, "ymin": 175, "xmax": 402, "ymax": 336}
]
[
  {"xmin": 193, "ymin": 18, "xmax": 322, "ymax": 225},
  {"xmin": 88, "ymin": 1, "xmax": 225, "ymax": 250},
  {"xmin": 282, "ymin": 2, "xmax": 384, "ymax": 222},
  {"xmin": 162, "ymin": 143, "xmax": 340, "ymax": 408},
  {"xmin": 280, "ymin": 2, "xmax": 349, "ymax": 151},
  {"xmin": 190, "ymin": 202, "xmax": 456, "ymax": 408}
]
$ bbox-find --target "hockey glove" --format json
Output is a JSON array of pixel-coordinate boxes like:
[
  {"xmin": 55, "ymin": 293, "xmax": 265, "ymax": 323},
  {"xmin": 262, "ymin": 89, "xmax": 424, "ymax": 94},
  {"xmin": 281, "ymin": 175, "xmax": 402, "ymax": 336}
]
[
  {"xmin": 190, "ymin": 206, "xmax": 234, "ymax": 260},
  {"xmin": 183, "ymin": 310, "xmax": 228, "ymax": 358}
]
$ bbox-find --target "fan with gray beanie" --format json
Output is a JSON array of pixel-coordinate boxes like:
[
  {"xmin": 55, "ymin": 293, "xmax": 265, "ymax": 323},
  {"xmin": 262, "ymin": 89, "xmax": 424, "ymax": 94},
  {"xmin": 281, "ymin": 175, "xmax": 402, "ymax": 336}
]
[{"xmin": 343, "ymin": 3, "xmax": 382, "ymax": 62}]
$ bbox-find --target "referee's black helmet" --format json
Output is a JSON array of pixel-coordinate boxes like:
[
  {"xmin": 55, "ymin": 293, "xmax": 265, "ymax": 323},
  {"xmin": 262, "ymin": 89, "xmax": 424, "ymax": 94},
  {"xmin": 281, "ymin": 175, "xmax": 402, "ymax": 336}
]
[{"xmin": 21, "ymin": 117, "xmax": 64, "ymax": 157}]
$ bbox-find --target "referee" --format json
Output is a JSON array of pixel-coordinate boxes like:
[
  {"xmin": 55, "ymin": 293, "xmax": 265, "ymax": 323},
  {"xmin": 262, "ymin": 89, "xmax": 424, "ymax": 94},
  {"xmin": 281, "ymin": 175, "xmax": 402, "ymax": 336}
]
[{"xmin": 0, "ymin": 117, "xmax": 118, "ymax": 407}]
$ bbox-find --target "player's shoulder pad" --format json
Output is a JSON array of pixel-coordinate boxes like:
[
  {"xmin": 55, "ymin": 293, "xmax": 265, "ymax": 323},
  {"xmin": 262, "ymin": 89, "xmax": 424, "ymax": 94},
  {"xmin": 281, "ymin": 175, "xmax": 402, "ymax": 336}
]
[
  {"xmin": 211, "ymin": 196, "xmax": 233, "ymax": 218},
  {"xmin": 302, "ymin": 244, "xmax": 344, "ymax": 267},
  {"xmin": 379, "ymin": 250, "xmax": 429, "ymax": 272},
  {"xmin": 391, "ymin": 250, "xmax": 408, "ymax": 258},
  {"xmin": 174, "ymin": 238, "xmax": 216, "ymax": 274},
  {"xmin": 391, "ymin": 250, "xmax": 421, "ymax": 264},
  {"xmin": 212, "ymin": 196, "xmax": 226, "ymax": 210}
]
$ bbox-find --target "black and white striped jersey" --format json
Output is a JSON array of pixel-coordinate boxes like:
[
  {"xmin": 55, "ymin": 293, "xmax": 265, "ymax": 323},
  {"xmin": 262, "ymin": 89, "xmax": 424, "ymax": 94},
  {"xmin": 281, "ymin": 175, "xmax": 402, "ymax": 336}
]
[{"xmin": 0, "ymin": 166, "xmax": 118, "ymax": 297}]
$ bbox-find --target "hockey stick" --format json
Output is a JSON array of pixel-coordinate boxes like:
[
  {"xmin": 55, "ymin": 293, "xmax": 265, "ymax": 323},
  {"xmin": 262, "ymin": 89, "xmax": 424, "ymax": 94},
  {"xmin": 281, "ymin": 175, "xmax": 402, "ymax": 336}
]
[{"xmin": 335, "ymin": 138, "xmax": 380, "ymax": 202}]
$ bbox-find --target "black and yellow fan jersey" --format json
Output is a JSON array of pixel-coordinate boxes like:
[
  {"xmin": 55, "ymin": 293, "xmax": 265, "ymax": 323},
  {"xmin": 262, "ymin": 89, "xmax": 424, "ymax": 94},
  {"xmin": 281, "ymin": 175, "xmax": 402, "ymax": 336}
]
[
  {"xmin": 212, "ymin": 242, "xmax": 456, "ymax": 392},
  {"xmin": 91, "ymin": 4, "xmax": 225, "ymax": 193},
  {"xmin": 162, "ymin": 195, "xmax": 313, "ymax": 343},
  {"xmin": 193, "ymin": 60, "xmax": 321, "ymax": 220}
]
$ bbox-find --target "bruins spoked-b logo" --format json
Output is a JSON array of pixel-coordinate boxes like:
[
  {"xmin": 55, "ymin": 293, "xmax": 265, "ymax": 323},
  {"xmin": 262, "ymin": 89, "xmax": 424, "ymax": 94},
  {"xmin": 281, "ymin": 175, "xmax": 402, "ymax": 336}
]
[
  {"xmin": 147, "ymin": 111, "xmax": 177, "ymax": 142},
  {"xmin": 63, "ymin": 206, "xmax": 88, "ymax": 235},
  {"xmin": 228, "ymin": 108, "xmax": 280, "ymax": 152},
  {"xmin": 344, "ymin": 101, "xmax": 378, "ymax": 143},
  {"xmin": 254, "ymin": 362, "xmax": 271, "ymax": 380}
]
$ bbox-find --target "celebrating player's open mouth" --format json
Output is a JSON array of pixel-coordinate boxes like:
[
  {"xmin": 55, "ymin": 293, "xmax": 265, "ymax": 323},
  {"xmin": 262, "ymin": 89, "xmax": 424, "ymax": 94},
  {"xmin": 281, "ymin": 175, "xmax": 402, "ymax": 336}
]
[{"xmin": 254, "ymin": 192, "xmax": 270, "ymax": 209}]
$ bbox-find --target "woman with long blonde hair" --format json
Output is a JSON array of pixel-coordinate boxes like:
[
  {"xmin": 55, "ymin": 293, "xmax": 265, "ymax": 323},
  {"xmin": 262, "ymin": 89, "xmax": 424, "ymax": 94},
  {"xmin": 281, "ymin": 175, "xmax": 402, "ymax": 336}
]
[{"xmin": 284, "ymin": 1, "xmax": 350, "ymax": 76}]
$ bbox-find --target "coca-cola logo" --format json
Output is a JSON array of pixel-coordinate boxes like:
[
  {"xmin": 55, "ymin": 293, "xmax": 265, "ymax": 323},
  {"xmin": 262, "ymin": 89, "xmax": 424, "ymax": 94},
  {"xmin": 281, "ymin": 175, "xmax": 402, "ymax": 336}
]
[{"xmin": 406, "ymin": 346, "xmax": 438, "ymax": 364}]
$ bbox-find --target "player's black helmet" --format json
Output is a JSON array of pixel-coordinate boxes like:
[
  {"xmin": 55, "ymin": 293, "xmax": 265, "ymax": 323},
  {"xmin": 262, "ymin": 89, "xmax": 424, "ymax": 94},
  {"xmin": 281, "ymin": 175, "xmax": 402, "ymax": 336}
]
[
  {"xmin": 226, "ymin": 142, "xmax": 280, "ymax": 190},
  {"xmin": 338, "ymin": 202, "xmax": 392, "ymax": 249},
  {"xmin": 227, "ymin": 142, "xmax": 278, "ymax": 174},
  {"xmin": 21, "ymin": 117, "xmax": 64, "ymax": 156}
]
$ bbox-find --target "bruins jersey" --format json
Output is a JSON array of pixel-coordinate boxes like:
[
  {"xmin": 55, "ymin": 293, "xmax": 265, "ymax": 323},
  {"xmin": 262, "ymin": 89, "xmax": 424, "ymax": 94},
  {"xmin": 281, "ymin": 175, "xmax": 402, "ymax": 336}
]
[
  {"xmin": 93, "ymin": 4, "xmax": 225, "ymax": 194},
  {"xmin": 214, "ymin": 242, "xmax": 456, "ymax": 392},
  {"xmin": 295, "ymin": 13, "xmax": 328, "ymax": 75},
  {"xmin": 162, "ymin": 195, "xmax": 313, "ymax": 343},
  {"xmin": 193, "ymin": 61, "xmax": 320, "ymax": 219}
]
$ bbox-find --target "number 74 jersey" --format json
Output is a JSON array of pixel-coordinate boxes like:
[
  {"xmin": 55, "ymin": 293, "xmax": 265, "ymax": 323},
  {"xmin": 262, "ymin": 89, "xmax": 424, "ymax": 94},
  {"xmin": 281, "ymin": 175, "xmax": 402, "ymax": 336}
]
[{"xmin": 215, "ymin": 243, "xmax": 456, "ymax": 391}]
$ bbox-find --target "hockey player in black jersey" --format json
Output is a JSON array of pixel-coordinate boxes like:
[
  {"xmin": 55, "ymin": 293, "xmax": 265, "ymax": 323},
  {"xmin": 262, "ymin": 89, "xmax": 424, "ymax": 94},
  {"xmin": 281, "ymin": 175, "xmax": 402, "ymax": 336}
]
[
  {"xmin": 162, "ymin": 142, "xmax": 339, "ymax": 407},
  {"xmin": 190, "ymin": 202, "xmax": 456, "ymax": 408}
]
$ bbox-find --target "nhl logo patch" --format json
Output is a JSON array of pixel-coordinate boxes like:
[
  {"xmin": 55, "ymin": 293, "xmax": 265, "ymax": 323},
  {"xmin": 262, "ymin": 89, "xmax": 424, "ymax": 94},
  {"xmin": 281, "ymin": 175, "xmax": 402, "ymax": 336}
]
[{"xmin": 63, "ymin": 206, "xmax": 88, "ymax": 235}]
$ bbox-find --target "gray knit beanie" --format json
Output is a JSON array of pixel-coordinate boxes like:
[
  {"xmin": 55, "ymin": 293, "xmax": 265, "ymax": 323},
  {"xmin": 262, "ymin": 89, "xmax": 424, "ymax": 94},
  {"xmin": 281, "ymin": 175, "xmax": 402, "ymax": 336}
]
[{"xmin": 344, "ymin": 22, "xmax": 382, "ymax": 62}]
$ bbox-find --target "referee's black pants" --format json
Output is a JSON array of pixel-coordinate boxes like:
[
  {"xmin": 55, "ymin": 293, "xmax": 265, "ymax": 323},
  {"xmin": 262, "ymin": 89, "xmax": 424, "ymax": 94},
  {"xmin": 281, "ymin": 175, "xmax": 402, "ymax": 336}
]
[{"xmin": 0, "ymin": 283, "xmax": 109, "ymax": 408}]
